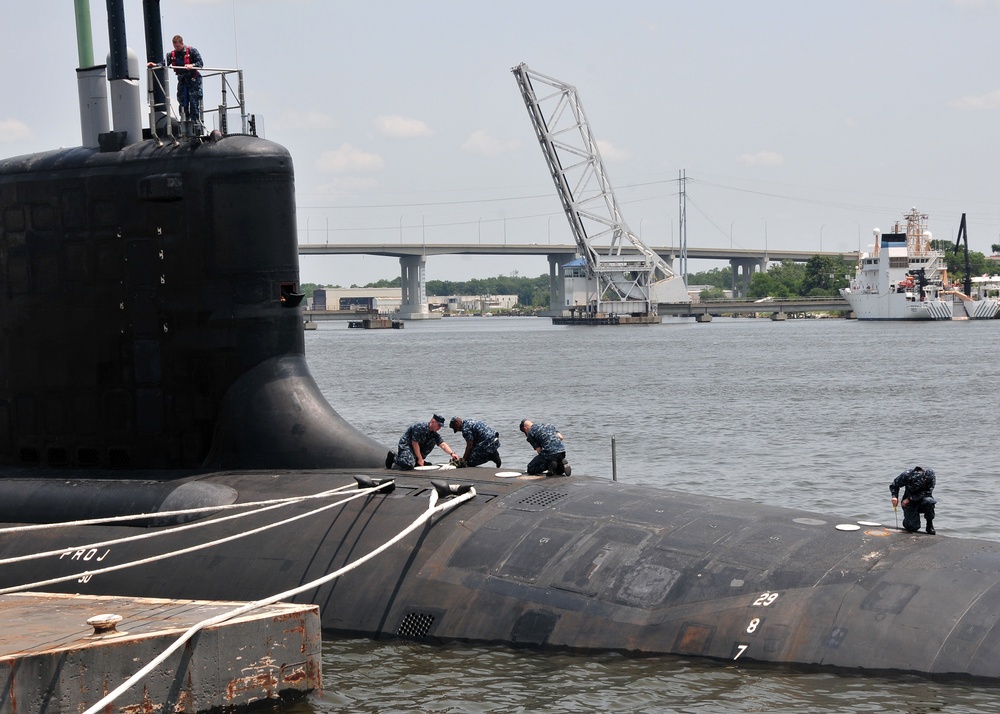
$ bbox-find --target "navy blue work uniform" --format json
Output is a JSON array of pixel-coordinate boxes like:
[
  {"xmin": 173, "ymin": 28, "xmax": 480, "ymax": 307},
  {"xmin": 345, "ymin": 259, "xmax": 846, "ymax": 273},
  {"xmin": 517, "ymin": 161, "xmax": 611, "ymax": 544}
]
[
  {"xmin": 456, "ymin": 418, "xmax": 501, "ymax": 467},
  {"xmin": 166, "ymin": 44, "xmax": 204, "ymax": 125},
  {"xmin": 524, "ymin": 422, "xmax": 568, "ymax": 475},
  {"xmin": 890, "ymin": 466, "xmax": 937, "ymax": 534}
]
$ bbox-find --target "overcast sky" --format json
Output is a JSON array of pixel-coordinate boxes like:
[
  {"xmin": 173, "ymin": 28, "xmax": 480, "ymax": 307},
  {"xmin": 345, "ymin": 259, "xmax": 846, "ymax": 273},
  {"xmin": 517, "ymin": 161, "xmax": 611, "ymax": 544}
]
[{"xmin": 4, "ymin": 0, "xmax": 1000, "ymax": 286}]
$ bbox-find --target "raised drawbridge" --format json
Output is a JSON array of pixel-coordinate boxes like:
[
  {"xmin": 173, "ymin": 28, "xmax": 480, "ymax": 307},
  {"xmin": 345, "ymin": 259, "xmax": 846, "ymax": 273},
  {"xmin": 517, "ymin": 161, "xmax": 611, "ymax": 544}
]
[{"xmin": 512, "ymin": 63, "xmax": 690, "ymax": 317}]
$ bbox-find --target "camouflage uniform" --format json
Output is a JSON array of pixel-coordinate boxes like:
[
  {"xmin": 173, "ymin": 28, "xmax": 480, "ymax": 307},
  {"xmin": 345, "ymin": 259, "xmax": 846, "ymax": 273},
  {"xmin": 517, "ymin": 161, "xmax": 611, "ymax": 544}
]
[
  {"xmin": 394, "ymin": 421, "xmax": 444, "ymax": 470},
  {"xmin": 524, "ymin": 422, "xmax": 567, "ymax": 475},
  {"xmin": 890, "ymin": 467, "xmax": 937, "ymax": 533},
  {"xmin": 166, "ymin": 44, "xmax": 204, "ymax": 126},
  {"xmin": 459, "ymin": 419, "xmax": 501, "ymax": 467}
]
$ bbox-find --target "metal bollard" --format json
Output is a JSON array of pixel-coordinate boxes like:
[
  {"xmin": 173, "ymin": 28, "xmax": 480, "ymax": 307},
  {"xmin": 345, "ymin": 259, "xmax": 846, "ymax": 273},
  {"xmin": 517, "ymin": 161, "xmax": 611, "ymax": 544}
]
[{"xmin": 611, "ymin": 434, "xmax": 618, "ymax": 482}]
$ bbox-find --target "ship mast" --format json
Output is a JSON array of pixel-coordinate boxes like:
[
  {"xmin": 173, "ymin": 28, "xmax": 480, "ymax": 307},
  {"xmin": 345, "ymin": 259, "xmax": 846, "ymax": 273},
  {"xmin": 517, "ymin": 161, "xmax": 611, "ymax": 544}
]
[{"xmin": 902, "ymin": 207, "xmax": 930, "ymax": 255}]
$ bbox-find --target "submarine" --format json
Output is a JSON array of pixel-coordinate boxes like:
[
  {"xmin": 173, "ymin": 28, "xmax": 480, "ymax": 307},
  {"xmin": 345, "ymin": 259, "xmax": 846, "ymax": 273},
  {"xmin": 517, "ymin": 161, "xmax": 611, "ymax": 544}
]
[{"xmin": 2, "ymin": 0, "xmax": 1000, "ymax": 687}]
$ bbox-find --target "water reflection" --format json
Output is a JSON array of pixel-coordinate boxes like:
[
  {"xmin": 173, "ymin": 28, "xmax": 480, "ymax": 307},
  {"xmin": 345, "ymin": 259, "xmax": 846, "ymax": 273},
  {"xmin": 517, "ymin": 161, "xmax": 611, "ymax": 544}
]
[{"xmin": 286, "ymin": 638, "xmax": 994, "ymax": 713}]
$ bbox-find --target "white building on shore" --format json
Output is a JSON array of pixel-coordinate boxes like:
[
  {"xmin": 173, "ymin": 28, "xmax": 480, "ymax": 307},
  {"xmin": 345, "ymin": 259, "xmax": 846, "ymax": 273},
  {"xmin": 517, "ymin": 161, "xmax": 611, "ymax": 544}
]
[{"xmin": 310, "ymin": 288, "xmax": 518, "ymax": 314}]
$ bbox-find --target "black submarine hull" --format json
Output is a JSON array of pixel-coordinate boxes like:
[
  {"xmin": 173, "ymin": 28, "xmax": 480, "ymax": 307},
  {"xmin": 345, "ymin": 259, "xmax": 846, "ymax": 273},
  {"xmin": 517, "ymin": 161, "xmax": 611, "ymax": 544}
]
[{"xmin": 1, "ymin": 468, "xmax": 998, "ymax": 681}]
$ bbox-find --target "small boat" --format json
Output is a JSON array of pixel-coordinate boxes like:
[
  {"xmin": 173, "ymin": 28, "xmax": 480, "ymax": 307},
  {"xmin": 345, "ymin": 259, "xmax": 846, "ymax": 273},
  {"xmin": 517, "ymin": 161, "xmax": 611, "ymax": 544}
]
[
  {"xmin": 348, "ymin": 316, "xmax": 404, "ymax": 329},
  {"xmin": 840, "ymin": 208, "xmax": 994, "ymax": 320}
]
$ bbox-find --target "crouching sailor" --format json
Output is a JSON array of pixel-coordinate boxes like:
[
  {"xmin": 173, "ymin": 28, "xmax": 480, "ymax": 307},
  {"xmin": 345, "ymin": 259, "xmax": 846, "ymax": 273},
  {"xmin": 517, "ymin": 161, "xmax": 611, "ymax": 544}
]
[
  {"xmin": 519, "ymin": 419, "xmax": 571, "ymax": 477},
  {"xmin": 386, "ymin": 414, "xmax": 458, "ymax": 470},
  {"xmin": 449, "ymin": 417, "xmax": 502, "ymax": 468},
  {"xmin": 890, "ymin": 465, "xmax": 937, "ymax": 534}
]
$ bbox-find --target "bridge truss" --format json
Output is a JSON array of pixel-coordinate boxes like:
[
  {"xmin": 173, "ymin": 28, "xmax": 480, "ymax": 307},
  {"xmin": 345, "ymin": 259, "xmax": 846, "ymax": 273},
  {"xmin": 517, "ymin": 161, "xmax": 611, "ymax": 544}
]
[{"xmin": 511, "ymin": 63, "xmax": 690, "ymax": 314}]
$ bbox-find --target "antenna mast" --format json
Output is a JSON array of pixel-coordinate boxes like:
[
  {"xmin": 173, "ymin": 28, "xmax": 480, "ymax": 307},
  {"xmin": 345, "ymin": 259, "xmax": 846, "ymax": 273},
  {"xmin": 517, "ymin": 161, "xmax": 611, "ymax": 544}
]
[{"xmin": 678, "ymin": 169, "xmax": 688, "ymax": 281}]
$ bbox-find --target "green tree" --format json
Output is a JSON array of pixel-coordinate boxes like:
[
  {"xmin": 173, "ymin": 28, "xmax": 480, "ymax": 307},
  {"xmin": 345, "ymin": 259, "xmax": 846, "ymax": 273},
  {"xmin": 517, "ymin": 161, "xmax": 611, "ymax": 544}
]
[
  {"xmin": 801, "ymin": 255, "xmax": 852, "ymax": 296},
  {"xmin": 300, "ymin": 283, "xmax": 320, "ymax": 299},
  {"xmin": 686, "ymin": 266, "xmax": 732, "ymax": 290},
  {"xmin": 699, "ymin": 286, "xmax": 727, "ymax": 300},
  {"xmin": 748, "ymin": 271, "xmax": 787, "ymax": 298},
  {"xmin": 363, "ymin": 277, "xmax": 402, "ymax": 288},
  {"xmin": 748, "ymin": 260, "xmax": 805, "ymax": 298},
  {"xmin": 425, "ymin": 274, "xmax": 550, "ymax": 308}
]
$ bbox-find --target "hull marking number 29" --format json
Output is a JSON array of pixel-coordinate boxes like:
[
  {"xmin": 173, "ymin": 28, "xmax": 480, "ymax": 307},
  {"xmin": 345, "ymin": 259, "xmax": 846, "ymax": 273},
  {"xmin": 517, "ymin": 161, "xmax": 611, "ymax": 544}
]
[{"xmin": 735, "ymin": 592, "xmax": 780, "ymax": 660}]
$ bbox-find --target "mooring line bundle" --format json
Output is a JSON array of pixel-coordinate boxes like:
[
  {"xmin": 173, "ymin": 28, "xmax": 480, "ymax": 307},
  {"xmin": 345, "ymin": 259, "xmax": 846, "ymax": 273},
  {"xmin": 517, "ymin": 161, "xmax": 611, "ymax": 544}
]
[
  {"xmin": 0, "ymin": 481, "xmax": 361, "ymax": 535},
  {"xmin": 0, "ymin": 482, "xmax": 365, "ymax": 566},
  {"xmin": 81, "ymin": 482, "xmax": 476, "ymax": 714},
  {"xmin": 0, "ymin": 479, "xmax": 394, "ymax": 596}
]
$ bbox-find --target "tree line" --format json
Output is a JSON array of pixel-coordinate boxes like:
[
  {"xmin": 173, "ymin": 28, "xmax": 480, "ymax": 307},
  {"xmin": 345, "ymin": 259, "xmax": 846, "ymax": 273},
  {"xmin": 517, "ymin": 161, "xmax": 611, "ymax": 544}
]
[
  {"xmin": 301, "ymin": 274, "xmax": 551, "ymax": 309},
  {"xmin": 641, "ymin": 256, "xmax": 854, "ymax": 300},
  {"xmin": 685, "ymin": 241, "xmax": 996, "ymax": 300}
]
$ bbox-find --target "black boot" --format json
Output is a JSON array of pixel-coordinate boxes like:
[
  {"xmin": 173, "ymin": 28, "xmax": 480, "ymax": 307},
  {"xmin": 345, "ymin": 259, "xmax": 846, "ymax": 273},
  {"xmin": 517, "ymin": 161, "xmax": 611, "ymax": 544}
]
[{"xmin": 926, "ymin": 520, "xmax": 936, "ymax": 535}]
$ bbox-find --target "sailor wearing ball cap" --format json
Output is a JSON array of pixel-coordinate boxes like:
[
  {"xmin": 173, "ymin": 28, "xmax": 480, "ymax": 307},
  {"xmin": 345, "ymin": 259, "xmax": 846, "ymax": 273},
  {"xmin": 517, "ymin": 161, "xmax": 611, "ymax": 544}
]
[{"xmin": 385, "ymin": 414, "xmax": 458, "ymax": 470}]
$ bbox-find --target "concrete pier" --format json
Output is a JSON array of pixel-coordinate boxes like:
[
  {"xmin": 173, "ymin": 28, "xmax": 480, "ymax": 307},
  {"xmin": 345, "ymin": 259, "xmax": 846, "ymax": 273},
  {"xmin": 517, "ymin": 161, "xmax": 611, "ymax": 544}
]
[{"xmin": 0, "ymin": 592, "xmax": 321, "ymax": 713}]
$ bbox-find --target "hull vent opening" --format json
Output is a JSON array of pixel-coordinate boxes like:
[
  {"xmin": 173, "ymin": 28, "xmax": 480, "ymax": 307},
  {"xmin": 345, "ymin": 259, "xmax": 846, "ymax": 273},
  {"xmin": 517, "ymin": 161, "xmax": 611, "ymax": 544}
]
[{"xmin": 397, "ymin": 612, "xmax": 436, "ymax": 639}]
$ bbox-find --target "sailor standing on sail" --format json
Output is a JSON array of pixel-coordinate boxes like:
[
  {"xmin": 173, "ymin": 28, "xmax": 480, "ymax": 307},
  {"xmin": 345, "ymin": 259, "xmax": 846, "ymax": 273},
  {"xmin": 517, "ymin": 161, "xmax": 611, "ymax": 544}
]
[
  {"xmin": 890, "ymin": 466, "xmax": 937, "ymax": 534},
  {"xmin": 149, "ymin": 35, "xmax": 204, "ymax": 131}
]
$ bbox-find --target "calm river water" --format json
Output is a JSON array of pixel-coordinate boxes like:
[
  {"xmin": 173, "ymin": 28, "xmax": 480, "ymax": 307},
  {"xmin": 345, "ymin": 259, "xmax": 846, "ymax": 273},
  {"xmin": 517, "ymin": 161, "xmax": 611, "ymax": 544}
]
[{"xmin": 291, "ymin": 316, "xmax": 1000, "ymax": 713}]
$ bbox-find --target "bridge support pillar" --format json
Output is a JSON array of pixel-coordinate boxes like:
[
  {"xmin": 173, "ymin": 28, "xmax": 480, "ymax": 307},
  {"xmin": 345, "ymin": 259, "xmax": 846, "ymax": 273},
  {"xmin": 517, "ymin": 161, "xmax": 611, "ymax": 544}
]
[
  {"xmin": 545, "ymin": 253, "xmax": 576, "ymax": 315},
  {"xmin": 397, "ymin": 255, "xmax": 432, "ymax": 320},
  {"xmin": 730, "ymin": 257, "xmax": 767, "ymax": 298}
]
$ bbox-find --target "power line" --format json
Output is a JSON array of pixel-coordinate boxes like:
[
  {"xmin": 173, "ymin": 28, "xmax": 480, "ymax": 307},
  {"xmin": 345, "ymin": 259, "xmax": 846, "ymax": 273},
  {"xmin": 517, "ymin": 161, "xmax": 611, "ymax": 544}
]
[{"xmin": 297, "ymin": 179, "xmax": 674, "ymax": 211}]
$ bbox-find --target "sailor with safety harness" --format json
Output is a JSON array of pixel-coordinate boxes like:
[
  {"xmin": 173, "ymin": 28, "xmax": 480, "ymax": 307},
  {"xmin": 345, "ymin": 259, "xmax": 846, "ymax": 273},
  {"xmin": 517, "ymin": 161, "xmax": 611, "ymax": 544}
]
[
  {"xmin": 148, "ymin": 35, "xmax": 204, "ymax": 133},
  {"xmin": 890, "ymin": 466, "xmax": 937, "ymax": 534}
]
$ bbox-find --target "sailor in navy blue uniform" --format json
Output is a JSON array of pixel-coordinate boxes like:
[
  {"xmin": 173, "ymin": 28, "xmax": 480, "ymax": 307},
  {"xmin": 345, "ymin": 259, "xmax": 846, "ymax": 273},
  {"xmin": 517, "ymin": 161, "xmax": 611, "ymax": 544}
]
[
  {"xmin": 520, "ymin": 419, "xmax": 571, "ymax": 476},
  {"xmin": 890, "ymin": 466, "xmax": 937, "ymax": 534},
  {"xmin": 163, "ymin": 35, "xmax": 204, "ymax": 128},
  {"xmin": 386, "ymin": 414, "xmax": 457, "ymax": 470},
  {"xmin": 449, "ymin": 417, "xmax": 501, "ymax": 467}
]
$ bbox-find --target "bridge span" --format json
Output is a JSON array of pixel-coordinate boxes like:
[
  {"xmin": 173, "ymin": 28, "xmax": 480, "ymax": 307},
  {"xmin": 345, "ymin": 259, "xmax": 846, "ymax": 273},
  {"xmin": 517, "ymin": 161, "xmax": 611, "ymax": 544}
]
[{"xmin": 298, "ymin": 242, "xmax": 858, "ymax": 317}]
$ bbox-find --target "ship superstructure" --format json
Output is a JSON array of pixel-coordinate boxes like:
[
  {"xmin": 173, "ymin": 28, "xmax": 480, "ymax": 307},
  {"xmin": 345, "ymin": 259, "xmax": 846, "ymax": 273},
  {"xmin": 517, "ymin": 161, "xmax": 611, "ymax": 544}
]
[{"xmin": 842, "ymin": 208, "xmax": 954, "ymax": 320}]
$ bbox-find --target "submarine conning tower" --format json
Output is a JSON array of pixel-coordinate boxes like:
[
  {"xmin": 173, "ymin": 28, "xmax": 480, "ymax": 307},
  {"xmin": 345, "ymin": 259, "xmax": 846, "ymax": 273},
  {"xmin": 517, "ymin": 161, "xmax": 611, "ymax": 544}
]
[
  {"xmin": 0, "ymin": 3, "xmax": 387, "ymax": 474},
  {"xmin": 0, "ymin": 137, "xmax": 386, "ymax": 472}
]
